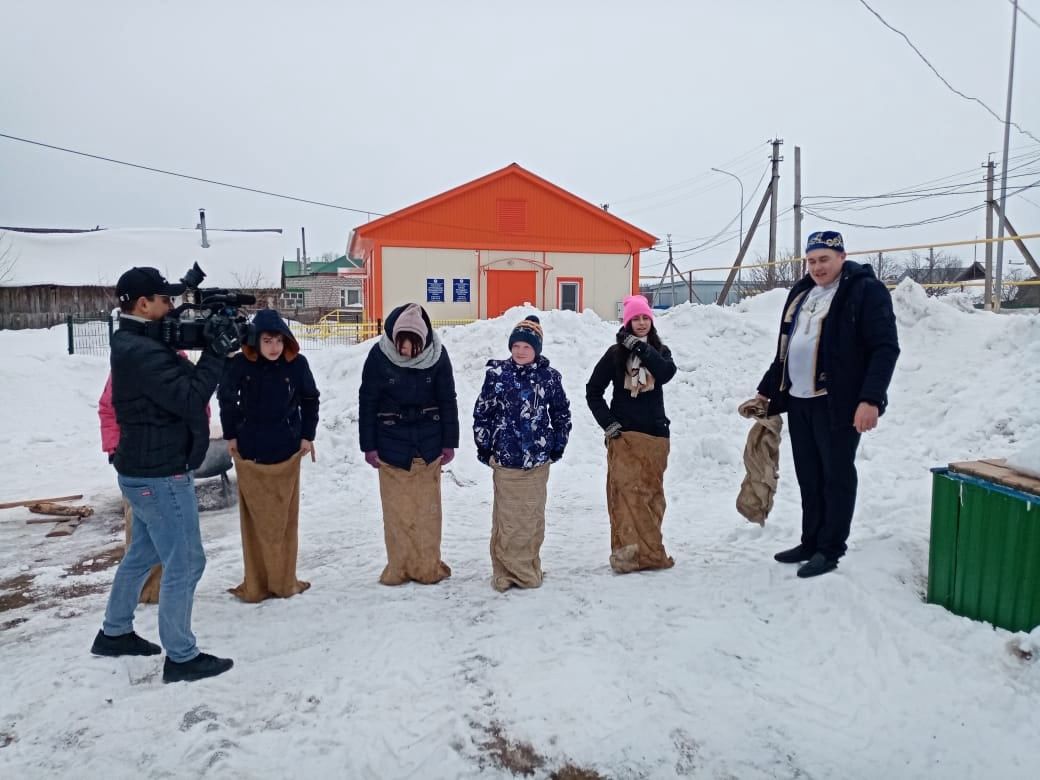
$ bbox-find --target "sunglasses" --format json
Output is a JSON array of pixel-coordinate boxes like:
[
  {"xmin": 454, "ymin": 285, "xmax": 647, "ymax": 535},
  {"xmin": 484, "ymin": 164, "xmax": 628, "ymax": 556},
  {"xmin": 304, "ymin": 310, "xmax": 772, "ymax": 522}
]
[{"xmin": 148, "ymin": 294, "xmax": 172, "ymax": 305}]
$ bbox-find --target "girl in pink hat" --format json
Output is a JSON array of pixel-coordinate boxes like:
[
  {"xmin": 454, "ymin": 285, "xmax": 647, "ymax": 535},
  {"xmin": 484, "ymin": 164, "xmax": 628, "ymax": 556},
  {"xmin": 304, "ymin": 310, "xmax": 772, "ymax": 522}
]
[{"xmin": 585, "ymin": 294, "xmax": 677, "ymax": 573}]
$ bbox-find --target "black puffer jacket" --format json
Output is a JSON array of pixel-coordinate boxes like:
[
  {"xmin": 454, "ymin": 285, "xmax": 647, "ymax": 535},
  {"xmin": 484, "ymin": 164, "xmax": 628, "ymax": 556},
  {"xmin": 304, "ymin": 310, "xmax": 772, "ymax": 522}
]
[
  {"xmin": 586, "ymin": 328, "xmax": 677, "ymax": 439},
  {"xmin": 110, "ymin": 318, "xmax": 224, "ymax": 477},
  {"xmin": 758, "ymin": 261, "xmax": 900, "ymax": 428},
  {"xmin": 358, "ymin": 305, "xmax": 459, "ymax": 470},
  {"xmin": 218, "ymin": 309, "xmax": 320, "ymax": 464}
]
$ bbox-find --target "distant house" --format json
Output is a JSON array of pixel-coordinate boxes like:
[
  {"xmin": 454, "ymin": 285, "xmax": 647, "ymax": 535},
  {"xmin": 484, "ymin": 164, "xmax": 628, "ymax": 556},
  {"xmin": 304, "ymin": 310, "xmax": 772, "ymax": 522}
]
[
  {"xmin": 280, "ymin": 255, "xmax": 365, "ymax": 321},
  {"xmin": 641, "ymin": 278, "xmax": 740, "ymax": 307},
  {"xmin": 898, "ymin": 261, "xmax": 987, "ymax": 286},
  {"xmin": 0, "ymin": 226, "xmax": 283, "ymax": 330}
]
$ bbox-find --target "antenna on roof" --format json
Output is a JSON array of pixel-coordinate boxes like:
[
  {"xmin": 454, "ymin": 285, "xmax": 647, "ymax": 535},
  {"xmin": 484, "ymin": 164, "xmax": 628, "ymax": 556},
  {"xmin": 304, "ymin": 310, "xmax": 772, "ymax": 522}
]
[{"xmin": 197, "ymin": 208, "xmax": 210, "ymax": 248}]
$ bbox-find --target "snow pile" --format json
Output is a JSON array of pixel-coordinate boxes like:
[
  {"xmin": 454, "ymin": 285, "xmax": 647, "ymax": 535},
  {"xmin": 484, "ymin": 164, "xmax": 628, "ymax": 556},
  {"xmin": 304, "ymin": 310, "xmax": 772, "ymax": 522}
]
[{"xmin": 1, "ymin": 284, "xmax": 1039, "ymax": 779}]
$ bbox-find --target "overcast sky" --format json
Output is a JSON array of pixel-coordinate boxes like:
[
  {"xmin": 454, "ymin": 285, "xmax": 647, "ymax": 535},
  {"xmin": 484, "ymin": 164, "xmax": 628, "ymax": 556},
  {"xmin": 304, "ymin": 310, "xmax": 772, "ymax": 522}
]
[{"xmin": 2, "ymin": 0, "xmax": 1038, "ymax": 280}]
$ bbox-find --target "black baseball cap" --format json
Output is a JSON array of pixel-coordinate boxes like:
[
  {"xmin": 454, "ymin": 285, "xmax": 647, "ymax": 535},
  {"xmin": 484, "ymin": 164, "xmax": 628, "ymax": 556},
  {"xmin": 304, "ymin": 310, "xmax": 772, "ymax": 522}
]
[{"xmin": 116, "ymin": 267, "xmax": 186, "ymax": 303}]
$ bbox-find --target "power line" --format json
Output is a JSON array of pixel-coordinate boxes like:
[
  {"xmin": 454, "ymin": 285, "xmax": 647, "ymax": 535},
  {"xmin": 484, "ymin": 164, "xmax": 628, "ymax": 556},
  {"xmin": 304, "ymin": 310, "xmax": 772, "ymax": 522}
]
[
  {"xmin": 0, "ymin": 131, "xmax": 384, "ymax": 218},
  {"xmin": 1011, "ymin": 0, "xmax": 1040, "ymax": 30},
  {"xmin": 856, "ymin": 0, "xmax": 1040, "ymax": 145},
  {"xmin": 805, "ymin": 170, "xmax": 1040, "ymax": 212},
  {"xmin": 609, "ymin": 142, "xmax": 767, "ymax": 206},
  {"xmin": 0, "ymin": 130, "xmax": 655, "ymax": 248},
  {"xmin": 802, "ymin": 204, "xmax": 984, "ymax": 230}
]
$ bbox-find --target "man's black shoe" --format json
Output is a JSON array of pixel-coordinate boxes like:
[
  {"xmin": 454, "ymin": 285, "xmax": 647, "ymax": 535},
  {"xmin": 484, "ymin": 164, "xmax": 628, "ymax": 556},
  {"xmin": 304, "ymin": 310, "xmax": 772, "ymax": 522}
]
[
  {"xmin": 91, "ymin": 629, "xmax": 161, "ymax": 657},
  {"xmin": 163, "ymin": 652, "xmax": 234, "ymax": 683},
  {"xmin": 773, "ymin": 544, "xmax": 814, "ymax": 564},
  {"xmin": 797, "ymin": 553, "xmax": 839, "ymax": 578}
]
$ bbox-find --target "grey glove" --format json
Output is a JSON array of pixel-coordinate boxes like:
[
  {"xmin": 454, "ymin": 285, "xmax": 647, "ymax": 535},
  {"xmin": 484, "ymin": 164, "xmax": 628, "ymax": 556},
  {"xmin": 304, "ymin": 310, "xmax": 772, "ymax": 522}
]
[
  {"xmin": 603, "ymin": 421, "xmax": 623, "ymax": 447},
  {"xmin": 203, "ymin": 314, "xmax": 241, "ymax": 357},
  {"xmin": 621, "ymin": 334, "xmax": 646, "ymax": 353}
]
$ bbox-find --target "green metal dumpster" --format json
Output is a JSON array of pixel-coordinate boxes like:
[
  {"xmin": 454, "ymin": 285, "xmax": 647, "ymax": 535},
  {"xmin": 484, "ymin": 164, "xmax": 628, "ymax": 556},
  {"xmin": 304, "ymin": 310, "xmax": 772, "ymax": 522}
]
[{"xmin": 928, "ymin": 460, "xmax": 1040, "ymax": 633}]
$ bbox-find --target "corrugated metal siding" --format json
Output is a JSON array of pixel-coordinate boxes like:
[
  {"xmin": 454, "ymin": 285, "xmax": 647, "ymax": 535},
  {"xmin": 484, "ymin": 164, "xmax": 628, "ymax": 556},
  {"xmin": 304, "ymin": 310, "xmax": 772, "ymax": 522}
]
[
  {"xmin": 359, "ymin": 174, "xmax": 641, "ymax": 252},
  {"xmin": 926, "ymin": 472, "xmax": 959, "ymax": 609},
  {"xmin": 928, "ymin": 470, "xmax": 1040, "ymax": 633}
]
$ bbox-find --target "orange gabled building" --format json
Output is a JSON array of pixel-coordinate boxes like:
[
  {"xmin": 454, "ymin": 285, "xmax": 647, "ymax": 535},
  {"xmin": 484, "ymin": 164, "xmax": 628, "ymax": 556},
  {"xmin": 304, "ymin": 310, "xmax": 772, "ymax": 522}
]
[{"xmin": 346, "ymin": 163, "xmax": 657, "ymax": 322}]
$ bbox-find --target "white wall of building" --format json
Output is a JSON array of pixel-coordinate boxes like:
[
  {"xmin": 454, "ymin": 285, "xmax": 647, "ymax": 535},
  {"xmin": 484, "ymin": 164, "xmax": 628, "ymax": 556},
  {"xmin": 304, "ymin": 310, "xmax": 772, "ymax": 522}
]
[
  {"xmin": 545, "ymin": 252, "xmax": 631, "ymax": 320},
  {"xmin": 382, "ymin": 247, "xmax": 479, "ymax": 320},
  {"xmin": 381, "ymin": 246, "xmax": 633, "ymax": 321}
]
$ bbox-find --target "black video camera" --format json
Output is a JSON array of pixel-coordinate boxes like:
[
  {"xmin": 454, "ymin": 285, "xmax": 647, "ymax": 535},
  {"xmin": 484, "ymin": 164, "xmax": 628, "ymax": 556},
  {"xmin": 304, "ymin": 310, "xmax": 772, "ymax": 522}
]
[{"xmin": 156, "ymin": 263, "xmax": 256, "ymax": 352}]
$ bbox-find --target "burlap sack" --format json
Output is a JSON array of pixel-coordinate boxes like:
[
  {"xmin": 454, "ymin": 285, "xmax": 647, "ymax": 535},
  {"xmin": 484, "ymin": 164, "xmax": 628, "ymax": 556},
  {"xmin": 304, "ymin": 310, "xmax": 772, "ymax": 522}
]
[
  {"xmin": 378, "ymin": 457, "xmax": 451, "ymax": 585},
  {"xmin": 490, "ymin": 461, "xmax": 550, "ymax": 591},
  {"xmin": 736, "ymin": 399, "xmax": 783, "ymax": 525},
  {"xmin": 123, "ymin": 499, "xmax": 162, "ymax": 604},
  {"xmin": 606, "ymin": 431, "xmax": 674, "ymax": 573},
  {"xmin": 229, "ymin": 452, "xmax": 311, "ymax": 602}
]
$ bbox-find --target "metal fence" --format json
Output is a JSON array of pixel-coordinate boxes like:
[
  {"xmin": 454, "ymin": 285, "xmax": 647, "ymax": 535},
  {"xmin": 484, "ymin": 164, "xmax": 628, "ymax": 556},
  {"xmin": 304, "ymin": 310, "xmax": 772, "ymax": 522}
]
[
  {"xmin": 67, "ymin": 315, "xmax": 113, "ymax": 356},
  {"xmin": 67, "ymin": 315, "xmax": 477, "ymax": 355}
]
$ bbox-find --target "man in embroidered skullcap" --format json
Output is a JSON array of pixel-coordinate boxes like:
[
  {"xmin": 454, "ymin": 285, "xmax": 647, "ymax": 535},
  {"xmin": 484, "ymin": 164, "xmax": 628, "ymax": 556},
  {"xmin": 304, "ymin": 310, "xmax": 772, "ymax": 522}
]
[{"xmin": 755, "ymin": 230, "xmax": 900, "ymax": 577}]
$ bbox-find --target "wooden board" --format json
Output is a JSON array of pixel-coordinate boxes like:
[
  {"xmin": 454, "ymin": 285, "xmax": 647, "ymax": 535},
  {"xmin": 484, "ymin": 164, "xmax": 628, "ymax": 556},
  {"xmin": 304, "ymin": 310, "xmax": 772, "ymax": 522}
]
[
  {"xmin": 948, "ymin": 459, "xmax": 1040, "ymax": 497},
  {"xmin": 0, "ymin": 494, "xmax": 83, "ymax": 510},
  {"xmin": 45, "ymin": 518, "xmax": 84, "ymax": 537}
]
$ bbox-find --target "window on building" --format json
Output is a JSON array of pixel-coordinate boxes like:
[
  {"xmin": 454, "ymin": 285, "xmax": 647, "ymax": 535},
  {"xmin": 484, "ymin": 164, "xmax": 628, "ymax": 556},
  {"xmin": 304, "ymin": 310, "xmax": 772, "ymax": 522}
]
[
  {"xmin": 341, "ymin": 287, "xmax": 362, "ymax": 307},
  {"xmin": 281, "ymin": 289, "xmax": 305, "ymax": 307},
  {"xmin": 558, "ymin": 279, "xmax": 582, "ymax": 312}
]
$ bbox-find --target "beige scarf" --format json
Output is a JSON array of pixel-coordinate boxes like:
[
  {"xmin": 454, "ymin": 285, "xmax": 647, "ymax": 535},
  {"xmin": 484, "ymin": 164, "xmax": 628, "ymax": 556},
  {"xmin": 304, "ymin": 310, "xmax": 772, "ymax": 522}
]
[{"xmin": 624, "ymin": 337, "xmax": 655, "ymax": 397}]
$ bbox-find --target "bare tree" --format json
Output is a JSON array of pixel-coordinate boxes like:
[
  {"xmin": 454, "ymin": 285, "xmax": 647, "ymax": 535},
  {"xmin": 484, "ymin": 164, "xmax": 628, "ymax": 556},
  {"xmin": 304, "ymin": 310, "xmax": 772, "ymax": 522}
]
[
  {"xmin": 1001, "ymin": 268, "xmax": 1024, "ymax": 305},
  {"xmin": 866, "ymin": 252, "xmax": 902, "ymax": 283},
  {"xmin": 742, "ymin": 251, "xmax": 803, "ymax": 295},
  {"xmin": 230, "ymin": 267, "xmax": 273, "ymax": 291},
  {"xmin": 900, "ymin": 250, "xmax": 963, "ymax": 296},
  {"xmin": 0, "ymin": 231, "xmax": 18, "ymax": 284}
]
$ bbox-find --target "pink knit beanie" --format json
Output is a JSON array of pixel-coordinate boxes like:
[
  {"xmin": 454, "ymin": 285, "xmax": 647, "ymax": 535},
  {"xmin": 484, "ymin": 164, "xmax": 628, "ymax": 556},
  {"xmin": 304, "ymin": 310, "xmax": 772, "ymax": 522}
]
[{"xmin": 621, "ymin": 294, "xmax": 653, "ymax": 326}]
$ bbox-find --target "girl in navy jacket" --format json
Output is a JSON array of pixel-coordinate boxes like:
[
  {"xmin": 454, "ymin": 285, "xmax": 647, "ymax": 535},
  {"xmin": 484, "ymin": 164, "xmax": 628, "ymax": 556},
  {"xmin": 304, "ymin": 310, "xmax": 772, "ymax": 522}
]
[{"xmin": 218, "ymin": 309, "xmax": 320, "ymax": 601}]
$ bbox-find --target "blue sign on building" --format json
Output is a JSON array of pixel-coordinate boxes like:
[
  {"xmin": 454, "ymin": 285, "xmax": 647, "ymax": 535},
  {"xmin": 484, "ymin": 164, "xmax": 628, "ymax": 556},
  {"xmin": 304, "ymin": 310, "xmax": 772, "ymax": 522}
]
[
  {"xmin": 453, "ymin": 278, "xmax": 471, "ymax": 303},
  {"xmin": 426, "ymin": 278, "xmax": 445, "ymax": 303}
]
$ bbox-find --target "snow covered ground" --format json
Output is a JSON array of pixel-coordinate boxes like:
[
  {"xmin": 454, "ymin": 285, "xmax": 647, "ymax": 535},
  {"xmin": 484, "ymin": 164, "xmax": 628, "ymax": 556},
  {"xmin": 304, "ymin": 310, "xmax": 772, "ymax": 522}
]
[{"xmin": 1, "ymin": 282, "xmax": 1038, "ymax": 779}]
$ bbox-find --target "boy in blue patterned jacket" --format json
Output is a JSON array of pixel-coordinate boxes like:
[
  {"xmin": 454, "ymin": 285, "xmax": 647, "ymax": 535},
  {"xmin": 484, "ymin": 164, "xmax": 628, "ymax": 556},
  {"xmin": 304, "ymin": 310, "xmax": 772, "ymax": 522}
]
[{"xmin": 473, "ymin": 315, "xmax": 571, "ymax": 591}]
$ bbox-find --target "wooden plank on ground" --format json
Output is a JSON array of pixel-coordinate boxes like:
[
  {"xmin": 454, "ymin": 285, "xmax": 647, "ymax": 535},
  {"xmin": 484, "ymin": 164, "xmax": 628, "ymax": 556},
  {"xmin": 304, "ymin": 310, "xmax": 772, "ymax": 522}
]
[
  {"xmin": 45, "ymin": 518, "xmax": 84, "ymax": 537},
  {"xmin": 0, "ymin": 494, "xmax": 83, "ymax": 510},
  {"xmin": 949, "ymin": 459, "xmax": 1040, "ymax": 497}
]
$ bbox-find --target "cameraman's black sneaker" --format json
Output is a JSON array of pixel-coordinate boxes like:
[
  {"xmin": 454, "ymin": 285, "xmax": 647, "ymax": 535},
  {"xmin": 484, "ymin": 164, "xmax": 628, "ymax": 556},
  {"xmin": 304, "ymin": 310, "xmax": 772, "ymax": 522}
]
[
  {"xmin": 91, "ymin": 629, "xmax": 161, "ymax": 657},
  {"xmin": 163, "ymin": 652, "xmax": 234, "ymax": 684}
]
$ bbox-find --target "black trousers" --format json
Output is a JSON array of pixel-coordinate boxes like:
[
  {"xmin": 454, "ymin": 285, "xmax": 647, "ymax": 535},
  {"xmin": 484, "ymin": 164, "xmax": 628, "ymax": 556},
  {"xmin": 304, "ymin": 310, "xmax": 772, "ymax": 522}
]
[{"xmin": 786, "ymin": 395, "xmax": 861, "ymax": 559}]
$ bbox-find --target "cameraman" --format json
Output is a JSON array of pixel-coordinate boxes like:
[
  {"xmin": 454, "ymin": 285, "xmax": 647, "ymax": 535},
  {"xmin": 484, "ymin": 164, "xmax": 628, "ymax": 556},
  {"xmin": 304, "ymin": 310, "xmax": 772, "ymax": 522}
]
[{"xmin": 90, "ymin": 266, "xmax": 239, "ymax": 684}]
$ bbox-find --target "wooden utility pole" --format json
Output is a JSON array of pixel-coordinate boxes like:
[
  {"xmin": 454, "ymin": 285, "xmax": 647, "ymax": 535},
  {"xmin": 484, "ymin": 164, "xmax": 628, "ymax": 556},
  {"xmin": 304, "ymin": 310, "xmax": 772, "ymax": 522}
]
[
  {"xmin": 716, "ymin": 183, "xmax": 774, "ymax": 305},
  {"xmin": 656, "ymin": 235, "xmax": 684, "ymax": 306},
  {"xmin": 794, "ymin": 145, "xmax": 803, "ymax": 276},
  {"xmin": 991, "ymin": 204, "xmax": 1040, "ymax": 276},
  {"xmin": 767, "ymin": 138, "xmax": 783, "ymax": 287},
  {"xmin": 994, "ymin": 0, "xmax": 1019, "ymax": 312},
  {"xmin": 984, "ymin": 159, "xmax": 996, "ymax": 309}
]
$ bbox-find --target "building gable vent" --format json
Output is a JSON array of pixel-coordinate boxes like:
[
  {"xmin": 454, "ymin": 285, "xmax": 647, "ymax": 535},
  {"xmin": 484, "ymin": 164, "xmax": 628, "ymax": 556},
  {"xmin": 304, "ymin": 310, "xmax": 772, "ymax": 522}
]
[{"xmin": 496, "ymin": 199, "xmax": 527, "ymax": 233}]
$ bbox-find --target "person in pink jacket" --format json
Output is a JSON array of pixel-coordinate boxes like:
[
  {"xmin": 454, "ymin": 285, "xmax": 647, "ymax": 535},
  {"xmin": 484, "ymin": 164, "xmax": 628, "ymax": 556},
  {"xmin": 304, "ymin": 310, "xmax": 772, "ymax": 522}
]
[
  {"xmin": 99, "ymin": 374, "xmax": 163, "ymax": 603},
  {"xmin": 99, "ymin": 352, "xmax": 211, "ymax": 604}
]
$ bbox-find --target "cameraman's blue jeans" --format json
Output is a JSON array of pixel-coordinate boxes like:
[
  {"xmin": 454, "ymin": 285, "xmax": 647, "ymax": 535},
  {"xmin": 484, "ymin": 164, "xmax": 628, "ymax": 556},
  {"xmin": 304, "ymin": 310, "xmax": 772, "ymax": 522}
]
[{"xmin": 103, "ymin": 472, "xmax": 205, "ymax": 662}]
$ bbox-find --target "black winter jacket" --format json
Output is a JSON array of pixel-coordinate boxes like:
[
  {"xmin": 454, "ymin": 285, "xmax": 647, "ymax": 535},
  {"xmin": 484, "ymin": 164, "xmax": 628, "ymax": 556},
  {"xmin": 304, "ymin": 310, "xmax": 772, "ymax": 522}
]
[
  {"xmin": 110, "ymin": 318, "xmax": 224, "ymax": 477},
  {"xmin": 758, "ymin": 261, "xmax": 900, "ymax": 428},
  {"xmin": 358, "ymin": 305, "xmax": 460, "ymax": 470},
  {"xmin": 218, "ymin": 310, "xmax": 320, "ymax": 465},
  {"xmin": 586, "ymin": 331, "xmax": 677, "ymax": 439}
]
